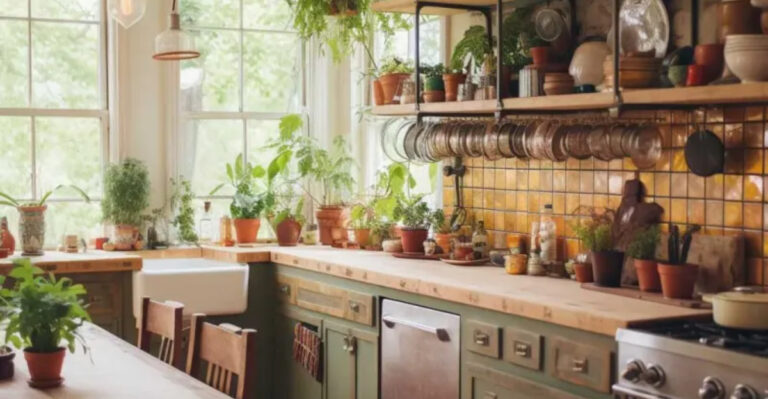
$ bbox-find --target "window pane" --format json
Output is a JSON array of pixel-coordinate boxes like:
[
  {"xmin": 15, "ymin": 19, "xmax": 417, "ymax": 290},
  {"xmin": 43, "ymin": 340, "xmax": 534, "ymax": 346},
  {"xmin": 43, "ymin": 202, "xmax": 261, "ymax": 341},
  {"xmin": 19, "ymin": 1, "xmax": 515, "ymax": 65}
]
[
  {"xmin": 246, "ymin": 119, "xmax": 280, "ymax": 165},
  {"xmin": 44, "ymin": 201, "xmax": 103, "ymax": 247},
  {"xmin": 0, "ymin": 20, "xmax": 29, "ymax": 107},
  {"xmin": 181, "ymin": 30, "xmax": 240, "ymax": 111},
  {"xmin": 187, "ymin": 119, "xmax": 244, "ymax": 196},
  {"xmin": 32, "ymin": 22, "xmax": 100, "ymax": 109},
  {"xmin": 0, "ymin": 117, "xmax": 32, "ymax": 200},
  {"xmin": 181, "ymin": 0, "xmax": 239, "ymax": 29},
  {"xmin": 243, "ymin": 0, "xmax": 292, "ymax": 30},
  {"xmin": 0, "ymin": 0, "xmax": 27, "ymax": 17},
  {"xmin": 32, "ymin": 0, "xmax": 100, "ymax": 21},
  {"xmin": 243, "ymin": 32, "xmax": 299, "ymax": 112},
  {"xmin": 36, "ymin": 117, "xmax": 102, "ymax": 198}
]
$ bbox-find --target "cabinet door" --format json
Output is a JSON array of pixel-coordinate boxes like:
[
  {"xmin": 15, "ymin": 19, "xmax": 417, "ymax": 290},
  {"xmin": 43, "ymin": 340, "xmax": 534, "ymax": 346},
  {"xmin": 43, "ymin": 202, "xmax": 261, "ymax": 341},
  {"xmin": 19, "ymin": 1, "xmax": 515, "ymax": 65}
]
[
  {"xmin": 467, "ymin": 363, "xmax": 581, "ymax": 399},
  {"xmin": 274, "ymin": 310, "xmax": 323, "ymax": 399},
  {"xmin": 324, "ymin": 322, "xmax": 378, "ymax": 399}
]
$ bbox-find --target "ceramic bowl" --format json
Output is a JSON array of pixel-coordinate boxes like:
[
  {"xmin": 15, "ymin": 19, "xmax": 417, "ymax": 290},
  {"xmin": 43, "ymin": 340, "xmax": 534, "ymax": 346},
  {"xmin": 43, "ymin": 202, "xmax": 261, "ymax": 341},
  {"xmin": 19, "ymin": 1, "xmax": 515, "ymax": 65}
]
[
  {"xmin": 569, "ymin": 41, "xmax": 610, "ymax": 86},
  {"xmin": 667, "ymin": 65, "xmax": 689, "ymax": 86},
  {"xmin": 725, "ymin": 35, "xmax": 768, "ymax": 82}
]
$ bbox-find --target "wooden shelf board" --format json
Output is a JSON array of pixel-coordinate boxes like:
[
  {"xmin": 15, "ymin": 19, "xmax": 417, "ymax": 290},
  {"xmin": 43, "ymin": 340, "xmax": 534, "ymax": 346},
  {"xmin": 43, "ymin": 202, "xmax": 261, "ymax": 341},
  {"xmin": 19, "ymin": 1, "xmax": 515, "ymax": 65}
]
[
  {"xmin": 622, "ymin": 82, "xmax": 768, "ymax": 105},
  {"xmin": 420, "ymin": 99, "xmax": 497, "ymax": 114},
  {"xmin": 372, "ymin": 0, "xmax": 496, "ymax": 15},
  {"xmin": 502, "ymin": 92, "xmax": 615, "ymax": 111},
  {"xmin": 371, "ymin": 103, "xmax": 417, "ymax": 116}
]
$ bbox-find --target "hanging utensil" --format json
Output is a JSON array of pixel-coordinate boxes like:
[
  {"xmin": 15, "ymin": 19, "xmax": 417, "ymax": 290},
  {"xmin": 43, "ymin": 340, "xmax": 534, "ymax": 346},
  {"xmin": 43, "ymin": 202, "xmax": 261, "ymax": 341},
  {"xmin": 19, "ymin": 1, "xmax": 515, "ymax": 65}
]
[
  {"xmin": 443, "ymin": 158, "xmax": 467, "ymax": 230},
  {"xmin": 685, "ymin": 128, "xmax": 724, "ymax": 177}
]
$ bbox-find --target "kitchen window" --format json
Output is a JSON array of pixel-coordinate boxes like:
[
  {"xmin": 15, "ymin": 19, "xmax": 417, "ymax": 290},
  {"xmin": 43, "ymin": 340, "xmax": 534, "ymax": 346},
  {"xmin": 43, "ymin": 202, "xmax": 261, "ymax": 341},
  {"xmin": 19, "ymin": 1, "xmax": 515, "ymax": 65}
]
[
  {"xmin": 177, "ymin": 0, "xmax": 303, "ymax": 231},
  {"xmin": 0, "ymin": 0, "xmax": 109, "ymax": 246}
]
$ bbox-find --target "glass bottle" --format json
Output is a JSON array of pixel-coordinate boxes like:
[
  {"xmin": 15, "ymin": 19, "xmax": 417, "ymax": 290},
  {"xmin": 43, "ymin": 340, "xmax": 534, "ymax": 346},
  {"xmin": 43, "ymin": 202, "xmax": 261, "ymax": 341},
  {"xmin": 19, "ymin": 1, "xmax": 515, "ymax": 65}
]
[
  {"xmin": 199, "ymin": 201, "xmax": 214, "ymax": 244},
  {"xmin": 472, "ymin": 221, "xmax": 489, "ymax": 259},
  {"xmin": 539, "ymin": 204, "xmax": 557, "ymax": 264}
]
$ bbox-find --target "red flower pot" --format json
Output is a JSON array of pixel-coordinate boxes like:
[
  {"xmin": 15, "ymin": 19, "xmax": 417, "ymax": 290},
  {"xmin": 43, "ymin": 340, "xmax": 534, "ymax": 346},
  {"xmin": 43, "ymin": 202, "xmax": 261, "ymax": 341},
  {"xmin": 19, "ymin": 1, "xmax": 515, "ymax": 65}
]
[
  {"xmin": 530, "ymin": 46, "xmax": 550, "ymax": 66},
  {"xmin": 276, "ymin": 219, "xmax": 302, "ymax": 247},
  {"xmin": 634, "ymin": 259, "xmax": 661, "ymax": 292},
  {"xmin": 400, "ymin": 228, "xmax": 428, "ymax": 254},
  {"xmin": 573, "ymin": 262, "xmax": 594, "ymax": 283},
  {"xmin": 233, "ymin": 218, "xmax": 260, "ymax": 244},
  {"xmin": 658, "ymin": 263, "xmax": 699, "ymax": 299},
  {"xmin": 25, "ymin": 348, "xmax": 65, "ymax": 387}
]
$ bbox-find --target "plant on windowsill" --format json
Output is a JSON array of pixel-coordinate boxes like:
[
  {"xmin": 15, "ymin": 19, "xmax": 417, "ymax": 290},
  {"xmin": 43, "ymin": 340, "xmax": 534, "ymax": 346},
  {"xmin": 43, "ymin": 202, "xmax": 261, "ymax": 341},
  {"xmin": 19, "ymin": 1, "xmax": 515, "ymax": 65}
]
[
  {"xmin": 169, "ymin": 177, "xmax": 198, "ymax": 245},
  {"xmin": 378, "ymin": 56, "xmax": 415, "ymax": 105},
  {"xmin": 430, "ymin": 209, "xmax": 454, "ymax": 255},
  {"xmin": 1, "ymin": 258, "xmax": 90, "ymax": 388},
  {"xmin": 626, "ymin": 224, "xmax": 661, "ymax": 292},
  {"xmin": 658, "ymin": 224, "xmax": 701, "ymax": 299},
  {"xmin": 0, "ymin": 185, "xmax": 91, "ymax": 256},
  {"xmin": 102, "ymin": 158, "xmax": 150, "ymax": 251},
  {"xmin": 393, "ymin": 195, "xmax": 432, "ymax": 254},
  {"xmin": 572, "ymin": 207, "xmax": 622, "ymax": 287},
  {"xmin": 421, "ymin": 63, "xmax": 445, "ymax": 103}
]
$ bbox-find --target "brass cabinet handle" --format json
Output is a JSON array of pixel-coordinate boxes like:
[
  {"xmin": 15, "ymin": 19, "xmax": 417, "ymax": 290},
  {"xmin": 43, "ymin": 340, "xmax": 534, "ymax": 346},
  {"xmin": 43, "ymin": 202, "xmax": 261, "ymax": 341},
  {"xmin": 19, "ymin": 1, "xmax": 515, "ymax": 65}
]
[
  {"xmin": 279, "ymin": 284, "xmax": 290, "ymax": 294},
  {"xmin": 514, "ymin": 342, "xmax": 531, "ymax": 358},
  {"xmin": 342, "ymin": 336, "xmax": 356, "ymax": 354},
  {"xmin": 349, "ymin": 301, "xmax": 360, "ymax": 313},
  {"xmin": 483, "ymin": 392, "xmax": 498, "ymax": 399},
  {"xmin": 572, "ymin": 358, "xmax": 589, "ymax": 373},
  {"xmin": 473, "ymin": 331, "xmax": 490, "ymax": 346}
]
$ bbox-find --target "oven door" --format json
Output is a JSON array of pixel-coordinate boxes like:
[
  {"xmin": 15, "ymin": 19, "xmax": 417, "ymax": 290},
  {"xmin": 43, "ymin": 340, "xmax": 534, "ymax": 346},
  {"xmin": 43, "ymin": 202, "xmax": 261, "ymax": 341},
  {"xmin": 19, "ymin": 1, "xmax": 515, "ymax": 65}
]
[{"xmin": 612, "ymin": 384, "xmax": 669, "ymax": 399}]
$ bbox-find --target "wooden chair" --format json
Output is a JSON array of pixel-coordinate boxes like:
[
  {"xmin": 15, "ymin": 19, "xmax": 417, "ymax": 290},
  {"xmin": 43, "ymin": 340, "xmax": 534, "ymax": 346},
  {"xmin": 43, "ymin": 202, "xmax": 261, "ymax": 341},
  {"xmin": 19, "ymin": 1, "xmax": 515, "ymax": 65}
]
[
  {"xmin": 137, "ymin": 297, "xmax": 184, "ymax": 368},
  {"xmin": 186, "ymin": 313, "xmax": 257, "ymax": 399}
]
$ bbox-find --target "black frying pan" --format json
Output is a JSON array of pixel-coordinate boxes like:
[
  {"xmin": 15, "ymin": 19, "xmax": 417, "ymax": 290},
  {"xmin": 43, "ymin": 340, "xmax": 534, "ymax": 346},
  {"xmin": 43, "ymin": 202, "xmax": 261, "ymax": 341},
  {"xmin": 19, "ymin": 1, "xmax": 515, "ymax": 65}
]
[{"xmin": 685, "ymin": 129, "xmax": 724, "ymax": 177}]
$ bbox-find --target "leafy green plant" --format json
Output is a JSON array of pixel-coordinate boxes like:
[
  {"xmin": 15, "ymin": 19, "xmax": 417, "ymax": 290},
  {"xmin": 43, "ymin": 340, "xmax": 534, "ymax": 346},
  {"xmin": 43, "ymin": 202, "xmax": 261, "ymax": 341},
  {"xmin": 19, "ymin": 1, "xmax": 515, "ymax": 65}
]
[
  {"xmin": 393, "ymin": 195, "xmax": 432, "ymax": 229},
  {"xmin": 501, "ymin": 7, "xmax": 539, "ymax": 71},
  {"xmin": 102, "ymin": 158, "xmax": 150, "ymax": 227},
  {"xmin": 1, "ymin": 258, "xmax": 90, "ymax": 354},
  {"xmin": 573, "ymin": 221, "xmax": 613, "ymax": 252},
  {"xmin": 430, "ymin": 209, "xmax": 452, "ymax": 234},
  {"xmin": 349, "ymin": 162, "xmax": 415, "ymax": 229},
  {"xmin": 450, "ymin": 25, "xmax": 493, "ymax": 73},
  {"xmin": 0, "ymin": 185, "xmax": 90, "ymax": 209},
  {"xmin": 169, "ymin": 178, "xmax": 198, "ymax": 244},
  {"xmin": 379, "ymin": 56, "xmax": 414, "ymax": 75},
  {"xmin": 210, "ymin": 154, "xmax": 273, "ymax": 220},
  {"xmin": 626, "ymin": 225, "xmax": 660, "ymax": 260}
]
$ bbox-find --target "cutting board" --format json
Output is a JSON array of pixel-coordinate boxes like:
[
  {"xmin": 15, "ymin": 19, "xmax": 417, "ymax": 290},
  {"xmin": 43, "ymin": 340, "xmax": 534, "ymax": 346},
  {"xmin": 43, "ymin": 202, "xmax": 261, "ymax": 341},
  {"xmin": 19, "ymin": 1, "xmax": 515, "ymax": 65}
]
[{"xmin": 621, "ymin": 234, "xmax": 745, "ymax": 293}]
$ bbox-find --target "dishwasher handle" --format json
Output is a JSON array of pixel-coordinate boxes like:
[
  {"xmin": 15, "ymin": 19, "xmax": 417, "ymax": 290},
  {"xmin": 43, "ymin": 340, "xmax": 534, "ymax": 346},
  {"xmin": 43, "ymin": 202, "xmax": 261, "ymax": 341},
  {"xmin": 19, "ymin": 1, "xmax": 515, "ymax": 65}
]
[{"xmin": 382, "ymin": 315, "xmax": 451, "ymax": 342}]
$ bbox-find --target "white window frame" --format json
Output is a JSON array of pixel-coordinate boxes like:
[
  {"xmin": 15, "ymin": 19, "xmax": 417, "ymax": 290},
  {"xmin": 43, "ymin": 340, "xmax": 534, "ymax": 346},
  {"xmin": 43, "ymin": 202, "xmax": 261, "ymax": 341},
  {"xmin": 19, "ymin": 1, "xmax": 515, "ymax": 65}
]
[{"xmin": 0, "ymin": 0, "xmax": 110, "ymax": 205}]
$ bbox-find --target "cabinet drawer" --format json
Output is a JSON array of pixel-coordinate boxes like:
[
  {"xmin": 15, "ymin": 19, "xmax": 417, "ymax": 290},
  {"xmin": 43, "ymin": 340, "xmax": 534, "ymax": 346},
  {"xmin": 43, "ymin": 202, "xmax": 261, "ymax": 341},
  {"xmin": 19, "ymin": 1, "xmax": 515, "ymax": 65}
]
[
  {"xmin": 276, "ymin": 274, "xmax": 297, "ymax": 304},
  {"xmin": 549, "ymin": 337, "xmax": 612, "ymax": 393},
  {"xmin": 278, "ymin": 274, "xmax": 375, "ymax": 326},
  {"xmin": 81, "ymin": 281, "xmax": 121, "ymax": 315},
  {"xmin": 472, "ymin": 377, "xmax": 514, "ymax": 399},
  {"xmin": 465, "ymin": 320, "xmax": 500, "ymax": 358},
  {"xmin": 468, "ymin": 363, "xmax": 580, "ymax": 399},
  {"xmin": 502, "ymin": 328, "xmax": 542, "ymax": 371}
]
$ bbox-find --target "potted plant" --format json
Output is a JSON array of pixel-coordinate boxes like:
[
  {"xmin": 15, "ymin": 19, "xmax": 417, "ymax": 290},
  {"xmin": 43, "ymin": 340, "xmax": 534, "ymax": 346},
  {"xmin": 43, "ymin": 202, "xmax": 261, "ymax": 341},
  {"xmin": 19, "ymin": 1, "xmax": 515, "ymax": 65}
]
[
  {"xmin": 627, "ymin": 225, "xmax": 662, "ymax": 292},
  {"xmin": 573, "ymin": 210, "xmax": 623, "ymax": 287},
  {"xmin": 658, "ymin": 224, "xmax": 701, "ymax": 299},
  {"xmin": 430, "ymin": 209, "xmax": 454, "ymax": 255},
  {"xmin": 102, "ymin": 158, "xmax": 150, "ymax": 251},
  {"xmin": 273, "ymin": 196, "xmax": 305, "ymax": 247},
  {"xmin": 378, "ymin": 56, "xmax": 414, "ymax": 105},
  {"xmin": 451, "ymin": 25, "xmax": 493, "ymax": 77},
  {"xmin": 169, "ymin": 177, "xmax": 198, "ymax": 245},
  {"xmin": 501, "ymin": 7, "xmax": 538, "ymax": 96},
  {"xmin": 1, "ymin": 258, "xmax": 90, "ymax": 388},
  {"xmin": 393, "ymin": 195, "xmax": 432, "ymax": 254},
  {"xmin": 421, "ymin": 63, "xmax": 445, "ymax": 103},
  {"xmin": 0, "ymin": 185, "xmax": 90, "ymax": 256}
]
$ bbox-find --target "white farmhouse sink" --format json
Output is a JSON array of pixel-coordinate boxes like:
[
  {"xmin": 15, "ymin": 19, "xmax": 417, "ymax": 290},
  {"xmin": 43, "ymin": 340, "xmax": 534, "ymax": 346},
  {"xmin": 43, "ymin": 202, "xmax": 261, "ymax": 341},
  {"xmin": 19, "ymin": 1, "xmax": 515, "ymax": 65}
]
[{"xmin": 133, "ymin": 258, "xmax": 249, "ymax": 318}]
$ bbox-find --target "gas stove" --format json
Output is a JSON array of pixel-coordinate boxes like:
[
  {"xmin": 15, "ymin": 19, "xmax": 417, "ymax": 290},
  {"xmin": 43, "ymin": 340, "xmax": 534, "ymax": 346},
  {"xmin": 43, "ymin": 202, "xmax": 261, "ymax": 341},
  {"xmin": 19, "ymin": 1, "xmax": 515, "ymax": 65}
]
[{"xmin": 614, "ymin": 322, "xmax": 768, "ymax": 399}]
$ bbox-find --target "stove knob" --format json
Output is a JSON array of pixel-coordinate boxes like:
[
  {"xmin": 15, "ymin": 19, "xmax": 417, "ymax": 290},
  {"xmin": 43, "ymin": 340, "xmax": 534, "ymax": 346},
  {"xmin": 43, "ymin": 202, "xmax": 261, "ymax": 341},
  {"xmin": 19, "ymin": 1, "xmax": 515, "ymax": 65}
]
[
  {"xmin": 620, "ymin": 359, "xmax": 645, "ymax": 383},
  {"xmin": 699, "ymin": 377, "xmax": 725, "ymax": 399},
  {"xmin": 642, "ymin": 364, "xmax": 666, "ymax": 387},
  {"xmin": 731, "ymin": 384, "xmax": 759, "ymax": 399}
]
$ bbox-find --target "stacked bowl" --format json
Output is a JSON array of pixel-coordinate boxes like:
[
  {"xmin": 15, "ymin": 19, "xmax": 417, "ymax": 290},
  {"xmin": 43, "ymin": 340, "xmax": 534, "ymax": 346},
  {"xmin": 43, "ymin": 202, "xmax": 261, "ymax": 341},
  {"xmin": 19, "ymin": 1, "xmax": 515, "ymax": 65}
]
[
  {"xmin": 543, "ymin": 73, "xmax": 575, "ymax": 95},
  {"xmin": 725, "ymin": 34, "xmax": 768, "ymax": 82},
  {"xmin": 603, "ymin": 55, "xmax": 662, "ymax": 89}
]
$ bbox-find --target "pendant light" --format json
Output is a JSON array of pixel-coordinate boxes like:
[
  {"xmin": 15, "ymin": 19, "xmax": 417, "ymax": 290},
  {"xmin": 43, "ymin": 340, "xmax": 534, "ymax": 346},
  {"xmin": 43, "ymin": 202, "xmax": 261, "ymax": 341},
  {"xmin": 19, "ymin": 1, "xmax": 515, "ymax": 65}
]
[
  {"xmin": 153, "ymin": 0, "xmax": 200, "ymax": 61},
  {"xmin": 108, "ymin": 0, "xmax": 146, "ymax": 28}
]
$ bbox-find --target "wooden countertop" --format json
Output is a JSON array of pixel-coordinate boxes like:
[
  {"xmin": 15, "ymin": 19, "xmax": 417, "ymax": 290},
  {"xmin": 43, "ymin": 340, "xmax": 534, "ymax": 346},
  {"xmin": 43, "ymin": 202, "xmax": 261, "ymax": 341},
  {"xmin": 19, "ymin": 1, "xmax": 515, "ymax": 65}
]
[
  {"xmin": 0, "ymin": 323, "xmax": 229, "ymax": 399},
  {"xmin": 0, "ymin": 251, "xmax": 142, "ymax": 274},
  {"xmin": 262, "ymin": 246, "xmax": 712, "ymax": 336}
]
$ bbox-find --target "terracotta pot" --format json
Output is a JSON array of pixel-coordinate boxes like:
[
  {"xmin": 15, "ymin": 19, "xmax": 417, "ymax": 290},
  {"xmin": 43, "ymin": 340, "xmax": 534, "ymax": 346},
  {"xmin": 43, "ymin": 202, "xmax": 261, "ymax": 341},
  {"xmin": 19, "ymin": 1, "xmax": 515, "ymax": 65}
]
[
  {"xmin": 316, "ymin": 206, "xmax": 347, "ymax": 245},
  {"xmin": 400, "ymin": 228, "xmax": 428, "ymax": 254},
  {"xmin": 18, "ymin": 205, "xmax": 46, "ymax": 256},
  {"xmin": 442, "ymin": 73, "xmax": 466, "ymax": 101},
  {"xmin": 423, "ymin": 90, "xmax": 445, "ymax": 103},
  {"xmin": 590, "ymin": 250, "xmax": 624, "ymax": 287},
  {"xmin": 718, "ymin": 0, "xmax": 762, "ymax": 43},
  {"xmin": 635, "ymin": 259, "xmax": 661, "ymax": 292},
  {"xmin": 530, "ymin": 46, "xmax": 550, "ymax": 66},
  {"xmin": 276, "ymin": 219, "xmax": 301, "ymax": 247},
  {"xmin": 658, "ymin": 263, "xmax": 699, "ymax": 299},
  {"xmin": 573, "ymin": 263, "xmax": 594, "ymax": 283},
  {"xmin": 233, "ymin": 218, "xmax": 260, "ymax": 244},
  {"xmin": 0, "ymin": 348, "xmax": 14, "ymax": 380},
  {"xmin": 390, "ymin": 225, "xmax": 403, "ymax": 239},
  {"xmin": 25, "ymin": 348, "xmax": 65, "ymax": 386},
  {"xmin": 354, "ymin": 228, "xmax": 371, "ymax": 247},
  {"xmin": 434, "ymin": 233, "xmax": 455, "ymax": 255},
  {"xmin": 379, "ymin": 73, "xmax": 411, "ymax": 105},
  {"xmin": 113, "ymin": 224, "xmax": 137, "ymax": 251},
  {"xmin": 694, "ymin": 43, "xmax": 725, "ymax": 83},
  {"xmin": 372, "ymin": 79, "xmax": 385, "ymax": 106},
  {"xmin": 0, "ymin": 217, "xmax": 15, "ymax": 253}
]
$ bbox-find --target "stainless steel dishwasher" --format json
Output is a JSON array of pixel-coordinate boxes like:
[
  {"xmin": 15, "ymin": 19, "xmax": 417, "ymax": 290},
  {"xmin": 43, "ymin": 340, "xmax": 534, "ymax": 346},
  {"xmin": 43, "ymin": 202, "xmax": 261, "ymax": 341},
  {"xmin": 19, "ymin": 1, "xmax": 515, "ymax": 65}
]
[{"xmin": 380, "ymin": 299, "xmax": 461, "ymax": 399}]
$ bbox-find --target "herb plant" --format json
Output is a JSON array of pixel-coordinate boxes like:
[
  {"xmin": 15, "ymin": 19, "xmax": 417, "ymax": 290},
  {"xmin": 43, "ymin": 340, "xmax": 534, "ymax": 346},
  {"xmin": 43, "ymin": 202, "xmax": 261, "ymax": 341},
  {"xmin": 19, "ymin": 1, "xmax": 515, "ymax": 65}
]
[
  {"xmin": 626, "ymin": 225, "xmax": 660, "ymax": 260},
  {"xmin": 1, "ymin": 258, "xmax": 90, "ymax": 354},
  {"xmin": 102, "ymin": 158, "xmax": 150, "ymax": 227},
  {"xmin": 430, "ymin": 209, "xmax": 452, "ymax": 234},
  {"xmin": 169, "ymin": 178, "xmax": 198, "ymax": 244},
  {"xmin": 0, "ymin": 185, "xmax": 90, "ymax": 209},
  {"xmin": 573, "ymin": 222, "xmax": 613, "ymax": 252},
  {"xmin": 379, "ymin": 56, "xmax": 414, "ymax": 75},
  {"xmin": 501, "ymin": 7, "xmax": 539, "ymax": 71},
  {"xmin": 393, "ymin": 195, "xmax": 432, "ymax": 229}
]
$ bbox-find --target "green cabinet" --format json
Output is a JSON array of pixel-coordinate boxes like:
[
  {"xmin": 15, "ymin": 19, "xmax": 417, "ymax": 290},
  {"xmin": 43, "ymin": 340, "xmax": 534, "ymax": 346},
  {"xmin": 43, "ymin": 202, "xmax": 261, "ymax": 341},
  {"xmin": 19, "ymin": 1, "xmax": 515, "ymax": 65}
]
[
  {"xmin": 324, "ymin": 322, "xmax": 378, "ymax": 399},
  {"xmin": 273, "ymin": 308, "xmax": 323, "ymax": 399}
]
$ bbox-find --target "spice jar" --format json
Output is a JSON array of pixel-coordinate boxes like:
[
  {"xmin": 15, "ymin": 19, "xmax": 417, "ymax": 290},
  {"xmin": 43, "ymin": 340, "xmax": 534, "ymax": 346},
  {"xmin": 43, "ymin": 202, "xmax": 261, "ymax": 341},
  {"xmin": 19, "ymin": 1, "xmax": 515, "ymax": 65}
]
[{"xmin": 505, "ymin": 254, "xmax": 528, "ymax": 275}]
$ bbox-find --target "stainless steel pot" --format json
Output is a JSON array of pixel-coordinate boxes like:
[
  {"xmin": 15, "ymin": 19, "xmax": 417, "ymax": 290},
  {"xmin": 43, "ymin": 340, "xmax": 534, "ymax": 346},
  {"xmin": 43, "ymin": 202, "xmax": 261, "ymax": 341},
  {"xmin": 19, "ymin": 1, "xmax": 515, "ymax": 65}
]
[{"xmin": 703, "ymin": 286, "xmax": 768, "ymax": 330}]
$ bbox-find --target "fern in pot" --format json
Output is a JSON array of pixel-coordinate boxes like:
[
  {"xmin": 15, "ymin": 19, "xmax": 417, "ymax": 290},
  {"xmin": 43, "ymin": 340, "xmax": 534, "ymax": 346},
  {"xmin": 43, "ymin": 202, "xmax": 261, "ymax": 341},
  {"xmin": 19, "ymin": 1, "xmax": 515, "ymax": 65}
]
[
  {"xmin": 573, "ymin": 211, "xmax": 623, "ymax": 287},
  {"xmin": 627, "ymin": 225, "xmax": 661, "ymax": 292},
  {"xmin": 2, "ymin": 259, "xmax": 90, "ymax": 388},
  {"xmin": 0, "ymin": 186, "xmax": 90, "ymax": 256},
  {"xmin": 102, "ymin": 158, "xmax": 150, "ymax": 250}
]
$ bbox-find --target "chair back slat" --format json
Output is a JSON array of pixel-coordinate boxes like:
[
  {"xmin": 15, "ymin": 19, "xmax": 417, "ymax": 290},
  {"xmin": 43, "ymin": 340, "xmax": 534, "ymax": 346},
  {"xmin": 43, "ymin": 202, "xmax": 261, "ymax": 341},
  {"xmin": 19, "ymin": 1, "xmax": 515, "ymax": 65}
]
[
  {"xmin": 186, "ymin": 314, "xmax": 257, "ymax": 399},
  {"xmin": 138, "ymin": 297, "xmax": 184, "ymax": 368}
]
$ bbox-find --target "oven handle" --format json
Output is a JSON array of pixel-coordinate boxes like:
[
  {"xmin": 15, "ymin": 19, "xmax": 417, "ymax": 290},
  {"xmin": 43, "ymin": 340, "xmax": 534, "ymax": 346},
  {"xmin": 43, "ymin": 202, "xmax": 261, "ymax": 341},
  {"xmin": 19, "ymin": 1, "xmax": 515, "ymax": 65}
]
[
  {"xmin": 612, "ymin": 384, "xmax": 668, "ymax": 399},
  {"xmin": 382, "ymin": 315, "xmax": 450, "ymax": 342}
]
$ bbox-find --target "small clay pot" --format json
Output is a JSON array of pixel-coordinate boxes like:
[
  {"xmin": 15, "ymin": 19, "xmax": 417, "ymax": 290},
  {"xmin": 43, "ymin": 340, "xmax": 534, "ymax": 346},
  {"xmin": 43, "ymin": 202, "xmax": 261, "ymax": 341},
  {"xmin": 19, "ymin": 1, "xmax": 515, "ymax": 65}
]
[
  {"xmin": 442, "ymin": 73, "xmax": 467, "ymax": 102},
  {"xmin": 634, "ymin": 259, "xmax": 661, "ymax": 292},
  {"xmin": 573, "ymin": 262, "xmax": 594, "ymax": 283},
  {"xmin": 658, "ymin": 263, "xmax": 699, "ymax": 299},
  {"xmin": 379, "ymin": 73, "xmax": 411, "ymax": 105},
  {"xmin": 354, "ymin": 228, "xmax": 371, "ymax": 247},
  {"xmin": 694, "ymin": 43, "xmax": 725, "ymax": 84},
  {"xmin": 316, "ymin": 206, "xmax": 347, "ymax": 245},
  {"xmin": 423, "ymin": 90, "xmax": 446, "ymax": 103},
  {"xmin": 233, "ymin": 218, "xmax": 260, "ymax": 244},
  {"xmin": 434, "ymin": 233, "xmax": 455, "ymax": 255},
  {"xmin": 25, "ymin": 348, "xmax": 65, "ymax": 387},
  {"xmin": 530, "ymin": 46, "xmax": 551, "ymax": 66},
  {"xmin": 400, "ymin": 228, "xmax": 428, "ymax": 253},
  {"xmin": 590, "ymin": 250, "xmax": 624, "ymax": 287},
  {"xmin": 372, "ymin": 79, "xmax": 385, "ymax": 106},
  {"xmin": 276, "ymin": 219, "xmax": 302, "ymax": 247},
  {"xmin": 0, "ymin": 348, "xmax": 14, "ymax": 380}
]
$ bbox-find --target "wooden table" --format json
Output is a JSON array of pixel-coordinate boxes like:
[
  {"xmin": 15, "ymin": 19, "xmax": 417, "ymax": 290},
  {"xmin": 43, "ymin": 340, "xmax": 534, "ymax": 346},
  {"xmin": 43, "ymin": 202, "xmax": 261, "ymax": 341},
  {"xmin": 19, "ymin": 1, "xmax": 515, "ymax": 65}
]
[{"xmin": 0, "ymin": 324, "xmax": 230, "ymax": 398}]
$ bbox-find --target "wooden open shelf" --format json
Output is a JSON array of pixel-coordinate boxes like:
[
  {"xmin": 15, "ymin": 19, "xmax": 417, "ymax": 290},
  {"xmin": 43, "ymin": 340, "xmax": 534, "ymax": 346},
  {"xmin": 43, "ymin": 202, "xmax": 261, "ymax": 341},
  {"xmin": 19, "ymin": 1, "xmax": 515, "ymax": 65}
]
[
  {"xmin": 372, "ymin": 0, "xmax": 497, "ymax": 14},
  {"xmin": 370, "ymin": 83, "xmax": 768, "ymax": 116}
]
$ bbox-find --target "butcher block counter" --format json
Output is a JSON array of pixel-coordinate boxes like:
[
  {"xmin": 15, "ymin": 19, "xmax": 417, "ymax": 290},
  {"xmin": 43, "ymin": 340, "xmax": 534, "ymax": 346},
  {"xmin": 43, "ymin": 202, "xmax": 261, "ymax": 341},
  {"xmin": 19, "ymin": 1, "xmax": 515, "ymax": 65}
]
[{"xmin": 0, "ymin": 251, "xmax": 142, "ymax": 274}]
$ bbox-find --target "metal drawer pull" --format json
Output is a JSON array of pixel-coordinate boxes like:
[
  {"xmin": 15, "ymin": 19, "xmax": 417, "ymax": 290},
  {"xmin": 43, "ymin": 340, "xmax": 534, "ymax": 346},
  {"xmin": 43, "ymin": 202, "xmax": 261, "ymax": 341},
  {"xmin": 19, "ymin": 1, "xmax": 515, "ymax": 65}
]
[
  {"xmin": 349, "ymin": 301, "xmax": 360, "ymax": 312},
  {"xmin": 382, "ymin": 315, "xmax": 450, "ymax": 342},
  {"xmin": 483, "ymin": 392, "xmax": 498, "ymax": 399},
  {"xmin": 514, "ymin": 342, "xmax": 531, "ymax": 358},
  {"xmin": 473, "ymin": 331, "xmax": 490, "ymax": 346},
  {"xmin": 279, "ymin": 284, "xmax": 290, "ymax": 294},
  {"xmin": 572, "ymin": 358, "xmax": 589, "ymax": 373}
]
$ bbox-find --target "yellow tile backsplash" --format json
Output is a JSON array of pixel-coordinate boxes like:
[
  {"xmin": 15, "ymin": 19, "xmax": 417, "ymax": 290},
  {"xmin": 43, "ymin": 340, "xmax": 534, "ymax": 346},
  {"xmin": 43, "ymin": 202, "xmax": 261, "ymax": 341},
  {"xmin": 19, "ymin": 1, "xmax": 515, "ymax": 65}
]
[{"xmin": 443, "ymin": 107, "xmax": 768, "ymax": 286}]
